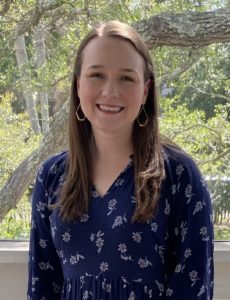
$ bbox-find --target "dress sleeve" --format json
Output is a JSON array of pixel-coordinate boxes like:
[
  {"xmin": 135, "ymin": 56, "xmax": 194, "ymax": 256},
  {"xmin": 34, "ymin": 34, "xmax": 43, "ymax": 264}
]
[
  {"xmin": 27, "ymin": 164, "xmax": 63, "ymax": 300},
  {"xmin": 165, "ymin": 159, "xmax": 214, "ymax": 299}
]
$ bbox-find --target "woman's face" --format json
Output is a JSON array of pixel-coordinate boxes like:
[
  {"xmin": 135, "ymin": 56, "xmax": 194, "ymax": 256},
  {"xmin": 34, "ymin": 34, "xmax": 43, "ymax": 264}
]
[{"xmin": 77, "ymin": 36, "xmax": 149, "ymax": 137}]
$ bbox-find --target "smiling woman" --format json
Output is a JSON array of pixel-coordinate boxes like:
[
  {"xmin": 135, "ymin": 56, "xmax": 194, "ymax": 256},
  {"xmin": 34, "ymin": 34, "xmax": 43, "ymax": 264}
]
[
  {"xmin": 27, "ymin": 21, "xmax": 214, "ymax": 300},
  {"xmin": 77, "ymin": 36, "xmax": 149, "ymax": 138}
]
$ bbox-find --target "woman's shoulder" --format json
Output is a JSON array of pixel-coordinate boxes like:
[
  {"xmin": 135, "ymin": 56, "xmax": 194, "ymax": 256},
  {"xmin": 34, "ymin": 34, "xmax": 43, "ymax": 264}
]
[
  {"xmin": 37, "ymin": 150, "xmax": 68, "ymax": 188},
  {"xmin": 162, "ymin": 144, "xmax": 203, "ymax": 184}
]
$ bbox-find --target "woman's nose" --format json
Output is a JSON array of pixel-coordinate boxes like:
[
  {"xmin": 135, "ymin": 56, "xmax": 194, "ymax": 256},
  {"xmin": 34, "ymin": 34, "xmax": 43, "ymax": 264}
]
[{"xmin": 102, "ymin": 80, "xmax": 118, "ymax": 98}]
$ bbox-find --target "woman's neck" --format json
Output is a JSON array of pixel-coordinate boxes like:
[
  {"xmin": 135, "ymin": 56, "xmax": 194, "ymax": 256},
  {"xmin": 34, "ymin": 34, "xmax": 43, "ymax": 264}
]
[{"xmin": 92, "ymin": 128, "xmax": 133, "ymax": 163}]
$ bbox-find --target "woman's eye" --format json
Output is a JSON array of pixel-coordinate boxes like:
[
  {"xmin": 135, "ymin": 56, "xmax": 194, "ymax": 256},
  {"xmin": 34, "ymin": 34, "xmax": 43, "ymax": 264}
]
[
  {"xmin": 90, "ymin": 73, "xmax": 103, "ymax": 78},
  {"xmin": 121, "ymin": 76, "xmax": 134, "ymax": 81}
]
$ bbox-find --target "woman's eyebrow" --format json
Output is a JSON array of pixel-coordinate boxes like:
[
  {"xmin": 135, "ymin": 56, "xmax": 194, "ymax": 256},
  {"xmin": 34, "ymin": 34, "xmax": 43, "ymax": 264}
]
[
  {"xmin": 87, "ymin": 65, "xmax": 104, "ymax": 70},
  {"xmin": 86, "ymin": 65, "xmax": 137, "ymax": 75},
  {"xmin": 118, "ymin": 68, "xmax": 136, "ymax": 73}
]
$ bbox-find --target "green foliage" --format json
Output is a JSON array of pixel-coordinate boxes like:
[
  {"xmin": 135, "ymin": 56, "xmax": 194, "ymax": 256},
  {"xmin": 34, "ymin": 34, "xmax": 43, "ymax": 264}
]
[
  {"xmin": 0, "ymin": 93, "xmax": 41, "ymax": 239},
  {"xmin": 0, "ymin": 191, "xmax": 31, "ymax": 239},
  {"xmin": 0, "ymin": 0, "xmax": 229, "ymax": 240}
]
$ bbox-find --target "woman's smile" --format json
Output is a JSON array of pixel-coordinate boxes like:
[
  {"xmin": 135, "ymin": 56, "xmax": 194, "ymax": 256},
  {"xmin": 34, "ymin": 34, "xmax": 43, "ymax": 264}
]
[{"xmin": 96, "ymin": 104, "xmax": 124, "ymax": 113}]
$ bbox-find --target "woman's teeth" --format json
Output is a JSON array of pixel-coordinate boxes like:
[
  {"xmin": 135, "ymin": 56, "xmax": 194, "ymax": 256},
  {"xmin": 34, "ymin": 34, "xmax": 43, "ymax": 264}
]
[{"xmin": 98, "ymin": 104, "xmax": 123, "ymax": 112}]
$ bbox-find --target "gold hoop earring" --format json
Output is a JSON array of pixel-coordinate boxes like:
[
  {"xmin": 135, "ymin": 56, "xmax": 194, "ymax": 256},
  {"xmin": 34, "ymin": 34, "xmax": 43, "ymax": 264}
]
[
  {"xmin": 137, "ymin": 105, "xmax": 149, "ymax": 127},
  {"xmin": 76, "ymin": 103, "xmax": 86, "ymax": 121}
]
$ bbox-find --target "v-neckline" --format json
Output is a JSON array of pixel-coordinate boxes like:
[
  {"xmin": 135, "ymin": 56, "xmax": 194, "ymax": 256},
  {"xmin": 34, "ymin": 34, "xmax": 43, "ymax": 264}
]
[{"xmin": 91, "ymin": 158, "xmax": 133, "ymax": 199}]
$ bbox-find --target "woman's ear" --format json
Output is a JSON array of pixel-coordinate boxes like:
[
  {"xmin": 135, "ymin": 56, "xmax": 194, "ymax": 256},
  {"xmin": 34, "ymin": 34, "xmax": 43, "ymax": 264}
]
[
  {"xmin": 76, "ymin": 77, "xmax": 80, "ymax": 97},
  {"xmin": 142, "ymin": 79, "xmax": 150, "ymax": 104}
]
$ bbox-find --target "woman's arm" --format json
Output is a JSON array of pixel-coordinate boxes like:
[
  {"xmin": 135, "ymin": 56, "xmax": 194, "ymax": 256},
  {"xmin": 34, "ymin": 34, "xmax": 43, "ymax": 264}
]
[
  {"xmin": 166, "ymin": 157, "xmax": 214, "ymax": 299},
  {"xmin": 27, "ymin": 163, "xmax": 64, "ymax": 300}
]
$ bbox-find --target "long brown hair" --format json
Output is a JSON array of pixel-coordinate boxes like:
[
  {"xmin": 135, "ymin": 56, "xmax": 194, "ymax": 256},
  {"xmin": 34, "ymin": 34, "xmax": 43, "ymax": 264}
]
[{"xmin": 57, "ymin": 21, "xmax": 165, "ymax": 223}]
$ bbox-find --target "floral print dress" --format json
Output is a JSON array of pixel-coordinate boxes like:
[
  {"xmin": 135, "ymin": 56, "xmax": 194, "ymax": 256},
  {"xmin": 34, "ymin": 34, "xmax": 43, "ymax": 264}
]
[{"xmin": 27, "ymin": 147, "xmax": 214, "ymax": 300}]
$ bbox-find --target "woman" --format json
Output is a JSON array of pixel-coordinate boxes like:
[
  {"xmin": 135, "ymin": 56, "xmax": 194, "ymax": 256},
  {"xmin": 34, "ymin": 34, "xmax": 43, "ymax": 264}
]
[{"xmin": 27, "ymin": 21, "xmax": 214, "ymax": 299}]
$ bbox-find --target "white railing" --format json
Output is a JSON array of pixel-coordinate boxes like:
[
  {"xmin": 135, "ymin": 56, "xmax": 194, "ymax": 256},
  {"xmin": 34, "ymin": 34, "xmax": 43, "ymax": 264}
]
[{"xmin": 0, "ymin": 241, "xmax": 229, "ymax": 300}]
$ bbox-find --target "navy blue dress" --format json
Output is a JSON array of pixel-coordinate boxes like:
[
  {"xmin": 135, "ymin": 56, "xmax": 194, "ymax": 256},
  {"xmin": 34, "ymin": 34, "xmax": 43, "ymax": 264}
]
[{"xmin": 27, "ymin": 147, "xmax": 214, "ymax": 299}]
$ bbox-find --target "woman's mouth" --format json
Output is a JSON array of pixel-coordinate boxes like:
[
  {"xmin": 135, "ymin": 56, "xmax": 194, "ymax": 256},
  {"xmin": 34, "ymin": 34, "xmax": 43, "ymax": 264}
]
[{"xmin": 97, "ymin": 104, "xmax": 124, "ymax": 113}]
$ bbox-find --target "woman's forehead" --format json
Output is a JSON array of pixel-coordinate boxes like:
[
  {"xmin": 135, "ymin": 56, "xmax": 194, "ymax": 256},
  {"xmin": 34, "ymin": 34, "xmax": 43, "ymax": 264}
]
[{"xmin": 81, "ymin": 36, "xmax": 144, "ymax": 71}]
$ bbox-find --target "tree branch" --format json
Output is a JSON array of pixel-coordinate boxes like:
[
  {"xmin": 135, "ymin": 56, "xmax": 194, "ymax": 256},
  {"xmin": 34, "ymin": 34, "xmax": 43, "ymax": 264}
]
[
  {"xmin": 0, "ymin": 100, "xmax": 69, "ymax": 223},
  {"xmin": 15, "ymin": 1, "xmax": 66, "ymax": 37},
  {"xmin": 0, "ymin": 0, "xmax": 13, "ymax": 16},
  {"xmin": 158, "ymin": 49, "xmax": 203, "ymax": 86},
  {"xmin": 198, "ymin": 147, "xmax": 230, "ymax": 165},
  {"xmin": 189, "ymin": 85, "xmax": 230, "ymax": 102},
  {"xmin": 172, "ymin": 123, "xmax": 224, "ymax": 146},
  {"xmin": 134, "ymin": 8, "xmax": 230, "ymax": 48}
]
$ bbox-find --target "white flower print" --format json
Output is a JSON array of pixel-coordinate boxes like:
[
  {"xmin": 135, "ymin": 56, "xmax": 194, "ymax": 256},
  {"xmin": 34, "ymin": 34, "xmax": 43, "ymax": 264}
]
[
  {"xmin": 92, "ymin": 190, "xmax": 100, "ymax": 198},
  {"xmin": 102, "ymin": 279, "xmax": 112, "ymax": 293},
  {"xmin": 36, "ymin": 201, "xmax": 47, "ymax": 218},
  {"xmin": 155, "ymin": 245, "xmax": 165, "ymax": 264},
  {"xmin": 112, "ymin": 214, "xmax": 127, "ymax": 229},
  {"xmin": 50, "ymin": 163, "xmax": 59, "ymax": 174},
  {"xmin": 138, "ymin": 257, "xmax": 152, "ymax": 269},
  {"xmin": 200, "ymin": 176, "xmax": 207, "ymax": 187},
  {"xmin": 51, "ymin": 224, "xmax": 57, "ymax": 239},
  {"xmin": 150, "ymin": 222, "xmax": 158, "ymax": 232},
  {"xmin": 80, "ymin": 213, "xmax": 89, "ymax": 223},
  {"xmin": 62, "ymin": 231, "xmax": 71, "ymax": 242},
  {"xmin": 38, "ymin": 261, "xmax": 54, "ymax": 271},
  {"xmin": 193, "ymin": 200, "xmax": 204, "ymax": 215},
  {"xmin": 131, "ymin": 196, "xmax": 136, "ymax": 203},
  {"xmin": 174, "ymin": 227, "xmax": 179, "ymax": 236},
  {"xmin": 128, "ymin": 291, "xmax": 136, "ymax": 300},
  {"xmin": 175, "ymin": 263, "xmax": 185, "ymax": 273},
  {"xmin": 114, "ymin": 178, "xmax": 124, "ymax": 186},
  {"xmin": 83, "ymin": 291, "xmax": 90, "ymax": 299},
  {"xmin": 144, "ymin": 286, "xmax": 153, "ymax": 298},
  {"xmin": 176, "ymin": 164, "xmax": 184, "ymax": 177},
  {"xmin": 197, "ymin": 284, "xmax": 205, "ymax": 296},
  {"xmin": 107, "ymin": 198, "xmax": 117, "ymax": 215},
  {"xmin": 155, "ymin": 280, "xmax": 164, "ymax": 296},
  {"xmin": 189, "ymin": 270, "xmax": 200, "ymax": 287},
  {"xmin": 172, "ymin": 183, "xmax": 180, "ymax": 195},
  {"xmin": 179, "ymin": 221, "xmax": 188, "ymax": 242},
  {"xmin": 32, "ymin": 277, "xmax": 39, "ymax": 286},
  {"xmin": 200, "ymin": 226, "xmax": 209, "ymax": 241},
  {"xmin": 118, "ymin": 243, "xmax": 127, "ymax": 253},
  {"xmin": 166, "ymin": 288, "xmax": 173, "ymax": 296},
  {"xmin": 200, "ymin": 226, "xmax": 207, "ymax": 235},
  {"xmin": 37, "ymin": 166, "xmax": 44, "ymax": 182},
  {"xmin": 90, "ymin": 231, "xmax": 105, "ymax": 253},
  {"xmin": 69, "ymin": 252, "xmax": 85, "ymax": 265},
  {"xmin": 52, "ymin": 282, "xmax": 61, "ymax": 294},
  {"xmin": 57, "ymin": 250, "xmax": 63, "ymax": 258},
  {"xmin": 99, "ymin": 261, "xmax": 109, "ymax": 272},
  {"xmin": 63, "ymin": 258, "xmax": 67, "ymax": 264},
  {"xmin": 184, "ymin": 248, "xmax": 192, "ymax": 258},
  {"xmin": 118, "ymin": 243, "xmax": 133, "ymax": 261},
  {"xmin": 39, "ymin": 239, "xmax": 47, "ymax": 249},
  {"xmin": 185, "ymin": 184, "xmax": 193, "ymax": 203},
  {"xmin": 132, "ymin": 232, "xmax": 142, "ymax": 243},
  {"xmin": 121, "ymin": 254, "xmax": 133, "ymax": 261},
  {"xmin": 164, "ymin": 199, "xmax": 170, "ymax": 215},
  {"xmin": 121, "ymin": 277, "xmax": 129, "ymax": 288},
  {"xmin": 133, "ymin": 278, "xmax": 142, "ymax": 283}
]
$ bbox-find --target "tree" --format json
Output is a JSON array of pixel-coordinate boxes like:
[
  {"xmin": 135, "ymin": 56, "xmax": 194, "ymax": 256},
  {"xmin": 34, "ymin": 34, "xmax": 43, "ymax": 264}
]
[{"xmin": 0, "ymin": 0, "xmax": 230, "ymax": 224}]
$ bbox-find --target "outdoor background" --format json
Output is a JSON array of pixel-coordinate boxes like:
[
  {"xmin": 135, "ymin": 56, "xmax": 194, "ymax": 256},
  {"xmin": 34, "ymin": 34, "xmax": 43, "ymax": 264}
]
[{"xmin": 0, "ymin": 0, "xmax": 229, "ymax": 240}]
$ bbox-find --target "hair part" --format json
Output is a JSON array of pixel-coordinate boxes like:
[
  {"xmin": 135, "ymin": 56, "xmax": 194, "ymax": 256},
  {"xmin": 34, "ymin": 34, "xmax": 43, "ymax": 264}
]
[{"xmin": 56, "ymin": 20, "xmax": 165, "ymax": 223}]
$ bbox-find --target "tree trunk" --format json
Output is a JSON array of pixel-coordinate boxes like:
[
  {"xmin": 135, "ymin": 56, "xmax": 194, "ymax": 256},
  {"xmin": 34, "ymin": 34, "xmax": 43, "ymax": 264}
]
[
  {"xmin": 1, "ymin": 7, "xmax": 230, "ymax": 221},
  {"xmin": 0, "ymin": 101, "xmax": 69, "ymax": 223},
  {"xmin": 33, "ymin": 24, "xmax": 50, "ymax": 134},
  {"xmin": 14, "ymin": 35, "xmax": 41, "ymax": 134},
  {"xmin": 134, "ymin": 9, "xmax": 230, "ymax": 48}
]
